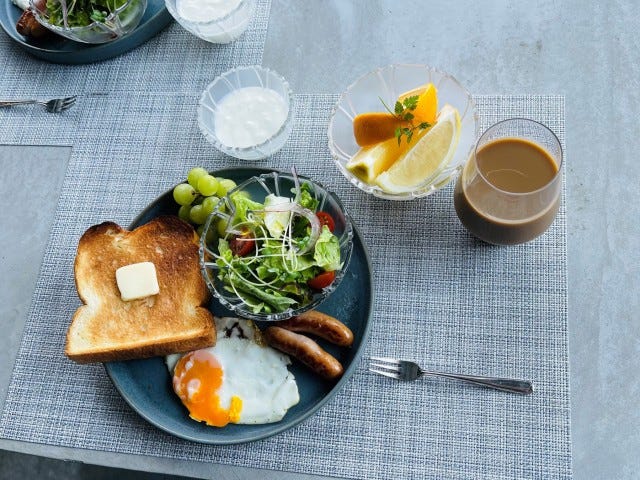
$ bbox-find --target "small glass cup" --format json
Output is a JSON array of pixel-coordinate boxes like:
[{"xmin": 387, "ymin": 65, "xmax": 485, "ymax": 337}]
[
  {"xmin": 198, "ymin": 66, "xmax": 294, "ymax": 161},
  {"xmin": 454, "ymin": 118, "xmax": 563, "ymax": 245},
  {"xmin": 165, "ymin": 0, "xmax": 254, "ymax": 44}
]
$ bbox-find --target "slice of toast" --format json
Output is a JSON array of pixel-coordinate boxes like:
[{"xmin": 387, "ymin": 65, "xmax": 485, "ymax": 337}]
[{"xmin": 66, "ymin": 215, "xmax": 216, "ymax": 363}]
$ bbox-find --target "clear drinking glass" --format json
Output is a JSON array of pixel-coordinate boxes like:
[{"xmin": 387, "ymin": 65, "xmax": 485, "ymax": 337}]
[{"xmin": 454, "ymin": 118, "xmax": 563, "ymax": 245}]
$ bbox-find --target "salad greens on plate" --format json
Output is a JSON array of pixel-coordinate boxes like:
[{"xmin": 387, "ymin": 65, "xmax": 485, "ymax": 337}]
[{"xmin": 213, "ymin": 182, "xmax": 342, "ymax": 315}]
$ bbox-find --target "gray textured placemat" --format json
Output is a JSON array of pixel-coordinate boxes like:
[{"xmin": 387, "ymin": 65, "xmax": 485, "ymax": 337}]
[
  {"xmin": 0, "ymin": 0, "xmax": 271, "ymax": 97},
  {"xmin": 0, "ymin": 93, "xmax": 571, "ymax": 480}
]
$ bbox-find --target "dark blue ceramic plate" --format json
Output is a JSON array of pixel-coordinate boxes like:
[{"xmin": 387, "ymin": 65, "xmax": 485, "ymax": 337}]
[
  {"xmin": 0, "ymin": 0, "xmax": 172, "ymax": 64},
  {"xmin": 105, "ymin": 167, "xmax": 374, "ymax": 444}
]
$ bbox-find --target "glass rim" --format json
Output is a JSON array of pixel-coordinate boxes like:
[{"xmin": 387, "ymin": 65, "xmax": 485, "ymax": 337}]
[
  {"xmin": 473, "ymin": 117, "xmax": 564, "ymax": 197},
  {"xmin": 167, "ymin": 0, "xmax": 250, "ymax": 25}
]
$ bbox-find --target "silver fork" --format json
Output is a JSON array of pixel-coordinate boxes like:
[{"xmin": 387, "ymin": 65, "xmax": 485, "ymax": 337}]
[
  {"xmin": 370, "ymin": 357, "xmax": 533, "ymax": 395},
  {"xmin": 0, "ymin": 96, "xmax": 78, "ymax": 113}
]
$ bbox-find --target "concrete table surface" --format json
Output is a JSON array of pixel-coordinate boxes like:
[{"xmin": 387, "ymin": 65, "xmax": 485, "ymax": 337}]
[{"xmin": 1, "ymin": 1, "xmax": 639, "ymax": 479}]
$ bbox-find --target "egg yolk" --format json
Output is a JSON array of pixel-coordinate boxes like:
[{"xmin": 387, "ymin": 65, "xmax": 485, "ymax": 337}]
[{"xmin": 172, "ymin": 350, "xmax": 242, "ymax": 427}]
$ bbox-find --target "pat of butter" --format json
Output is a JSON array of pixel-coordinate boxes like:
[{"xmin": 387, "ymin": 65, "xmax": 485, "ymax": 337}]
[{"xmin": 115, "ymin": 262, "xmax": 160, "ymax": 301}]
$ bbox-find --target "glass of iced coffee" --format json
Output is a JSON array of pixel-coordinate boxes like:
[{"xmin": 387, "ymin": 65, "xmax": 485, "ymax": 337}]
[{"xmin": 454, "ymin": 118, "xmax": 562, "ymax": 245}]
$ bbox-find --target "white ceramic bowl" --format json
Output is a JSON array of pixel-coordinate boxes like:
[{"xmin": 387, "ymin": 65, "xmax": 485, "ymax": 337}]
[
  {"xmin": 328, "ymin": 64, "xmax": 479, "ymax": 200},
  {"xmin": 165, "ymin": 0, "xmax": 254, "ymax": 44},
  {"xmin": 198, "ymin": 66, "xmax": 294, "ymax": 161}
]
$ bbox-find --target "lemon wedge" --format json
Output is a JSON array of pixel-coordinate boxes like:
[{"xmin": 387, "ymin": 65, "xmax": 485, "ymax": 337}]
[
  {"xmin": 346, "ymin": 136, "xmax": 411, "ymax": 183},
  {"xmin": 375, "ymin": 104, "xmax": 460, "ymax": 194}
]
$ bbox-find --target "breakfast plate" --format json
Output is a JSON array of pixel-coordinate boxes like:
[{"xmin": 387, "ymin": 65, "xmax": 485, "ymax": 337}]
[
  {"xmin": 105, "ymin": 167, "xmax": 374, "ymax": 444},
  {"xmin": 0, "ymin": 0, "xmax": 172, "ymax": 64}
]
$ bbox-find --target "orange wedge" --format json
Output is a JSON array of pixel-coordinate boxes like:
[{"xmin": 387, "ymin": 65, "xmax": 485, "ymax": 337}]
[
  {"xmin": 353, "ymin": 112, "xmax": 402, "ymax": 147},
  {"xmin": 412, "ymin": 83, "xmax": 438, "ymax": 125},
  {"xmin": 352, "ymin": 83, "xmax": 438, "ymax": 148}
]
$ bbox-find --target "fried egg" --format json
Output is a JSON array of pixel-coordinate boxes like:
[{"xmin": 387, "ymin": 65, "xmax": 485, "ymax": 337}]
[{"xmin": 166, "ymin": 317, "xmax": 299, "ymax": 427}]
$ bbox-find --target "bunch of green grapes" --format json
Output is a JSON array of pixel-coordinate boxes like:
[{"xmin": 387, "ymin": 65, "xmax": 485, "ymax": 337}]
[{"xmin": 172, "ymin": 167, "xmax": 237, "ymax": 237}]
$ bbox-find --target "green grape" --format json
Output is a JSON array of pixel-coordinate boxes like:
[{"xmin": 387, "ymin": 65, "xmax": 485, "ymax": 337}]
[
  {"xmin": 197, "ymin": 175, "xmax": 219, "ymax": 196},
  {"xmin": 216, "ymin": 178, "xmax": 237, "ymax": 197},
  {"xmin": 201, "ymin": 195, "xmax": 220, "ymax": 215},
  {"xmin": 196, "ymin": 225, "xmax": 205, "ymax": 237},
  {"xmin": 178, "ymin": 205, "xmax": 191, "ymax": 222},
  {"xmin": 189, "ymin": 204, "xmax": 207, "ymax": 225},
  {"xmin": 216, "ymin": 218, "xmax": 229, "ymax": 237},
  {"xmin": 173, "ymin": 183, "xmax": 196, "ymax": 206},
  {"xmin": 187, "ymin": 167, "xmax": 208, "ymax": 188}
]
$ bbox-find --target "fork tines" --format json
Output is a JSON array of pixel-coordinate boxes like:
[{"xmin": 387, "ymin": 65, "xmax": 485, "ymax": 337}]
[
  {"xmin": 46, "ymin": 95, "xmax": 78, "ymax": 113},
  {"xmin": 368, "ymin": 356, "xmax": 402, "ymax": 379},
  {"xmin": 60, "ymin": 96, "xmax": 78, "ymax": 108}
]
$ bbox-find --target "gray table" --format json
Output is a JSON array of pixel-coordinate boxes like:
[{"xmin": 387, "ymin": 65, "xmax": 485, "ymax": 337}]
[{"xmin": 1, "ymin": 1, "xmax": 638, "ymax": 479}]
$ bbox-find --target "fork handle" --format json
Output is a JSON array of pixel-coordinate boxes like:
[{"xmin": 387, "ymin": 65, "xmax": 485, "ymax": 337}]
[
  {"xmin": 425, "ymin": 371, "xmax": 533, "ymax": 395},
  {"xmin": 0, "ymin": 100, "xmax": 37, "ymax": 108}
]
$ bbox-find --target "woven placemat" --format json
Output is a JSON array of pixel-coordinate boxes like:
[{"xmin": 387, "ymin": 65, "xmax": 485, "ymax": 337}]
[
  {"xmin": 0, "ymin": 0, "xmax": 271, "ymax": 97},
  {"xmin": 0, "ymin": 93, "xmax": 571, "ymax": 480}
]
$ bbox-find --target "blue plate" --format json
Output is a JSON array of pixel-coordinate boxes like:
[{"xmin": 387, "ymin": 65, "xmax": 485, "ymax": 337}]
[
  {"xmin": 105, "ymin": 167, "xmax": 374, "ymax": 444},
  {"xmin": 0, "ymin": 0, "xmax": 172, "ymax": 64}
]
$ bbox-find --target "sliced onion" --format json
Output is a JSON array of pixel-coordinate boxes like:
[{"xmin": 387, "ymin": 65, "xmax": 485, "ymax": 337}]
[{"xmin": 257, "ymin": 203, "xmax": 321, "ymax": 254}]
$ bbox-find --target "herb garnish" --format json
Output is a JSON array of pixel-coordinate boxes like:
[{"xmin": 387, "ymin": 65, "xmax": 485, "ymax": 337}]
[{"xmin": 380, "ymin": 95, "xmax": 431, "ymax": 145}]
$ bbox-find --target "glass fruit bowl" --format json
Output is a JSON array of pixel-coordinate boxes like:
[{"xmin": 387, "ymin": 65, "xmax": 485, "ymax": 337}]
[
  {"xmin": 165, "ymin": 0, "xmax": 254, "ymax": 44},
  {"xmin": 199, "ymin": 171, "xmax": 354, "ymax": 322},
  {"xmin": 30, "ymin": 0, "xmax": 147, "ymax": 43},
  {"xmin": 328, "ymin": 64, "xmax": 479, "ymax": 200},
  {"xmin": 198, "ymin": 65, "xmax": 295, "ymax": 161}
]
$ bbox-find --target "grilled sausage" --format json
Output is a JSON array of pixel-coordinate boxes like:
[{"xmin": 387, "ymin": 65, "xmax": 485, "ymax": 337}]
[
  {"xmin": 274, "ymin": 310, "xmax": 354, "ymax": 347},
  {"xmin": 16, "ymin": 9, "xmax": 49, "ymax": 38},
  {"xmin": 263, "ymin": 326, "xmax": 344, "ymax": 380}
]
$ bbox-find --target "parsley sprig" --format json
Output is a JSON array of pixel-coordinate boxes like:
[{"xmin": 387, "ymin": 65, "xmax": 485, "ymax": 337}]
[{"xmin": 380, "ymin": 95, "xmax": 431, "ymax": 145}]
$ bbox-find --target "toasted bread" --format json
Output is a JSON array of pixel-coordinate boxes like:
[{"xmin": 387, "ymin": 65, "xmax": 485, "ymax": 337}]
[{"xmin": 66, "ymin": 215, "xmax": 216, "ymax": 363}]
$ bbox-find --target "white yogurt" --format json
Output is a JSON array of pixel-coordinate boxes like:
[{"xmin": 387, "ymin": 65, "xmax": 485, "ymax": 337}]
[
  {"xmin": 214, "ymin": 87, "xmax": 288, "ymax": 149},
  {"xmin": 176, "ymin": 0, "xmax": 241, "ymax": 23}
]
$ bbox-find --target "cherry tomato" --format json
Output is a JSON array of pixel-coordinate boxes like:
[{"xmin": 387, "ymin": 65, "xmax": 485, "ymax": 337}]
[
  {"xmin": 308, "ymin": 270, "xmax": 336, "ymax": 290},
  {"xmin": 316, "ymin": 211, "xmax": 335, "ymax": 232},
  {"xmin": 229, "ymin": 232, "xmax": 255, "ymax": 257}
]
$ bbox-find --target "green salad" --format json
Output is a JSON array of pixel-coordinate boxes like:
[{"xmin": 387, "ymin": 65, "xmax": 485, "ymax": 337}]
[
  {"xmin": 213, "ymin": 183, "xmax": 342, "ymax": 315},
  {"xmin": 45, "ymin": 0, "xmax": 131, "ymax": 27}
]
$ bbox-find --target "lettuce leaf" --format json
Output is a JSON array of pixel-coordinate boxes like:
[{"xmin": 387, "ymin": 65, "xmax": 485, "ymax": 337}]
[
  {"xmin": 230, "ymin": 193, "xmax": 264, "ymax": 225},
  {"xmin": 313, "ymin": 226, "xmax": 342, "ymax": 271},
  {"xmin": 296, "ymin": 183, "xmax": 319, "ymax": 211}
]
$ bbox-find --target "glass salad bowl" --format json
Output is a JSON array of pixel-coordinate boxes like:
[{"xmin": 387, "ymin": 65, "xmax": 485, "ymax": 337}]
[
  {"xmin": 30, "ymin": 0, "xmax": 147, "ymax": 44},
  {"xmin": 198, "ymin": 65, "xmax": 294, "ymax": 161},
  {"xmin": 328, "ymin": 64, "xmax": 479, "ymax": 201},
  {"xmin": 165, "ymin": 0, "xmax": 255, "ymax": 44},
  {"xmin": 199, "ymin": 171, "xmax": 354, "ymax": 322}
]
